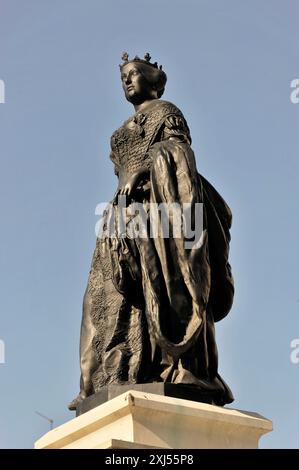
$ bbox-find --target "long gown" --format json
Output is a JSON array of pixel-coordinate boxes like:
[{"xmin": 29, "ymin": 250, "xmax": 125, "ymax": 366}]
[{"xmin": 78, "ymin": 99, "xmax": 234, "ymax": 406}]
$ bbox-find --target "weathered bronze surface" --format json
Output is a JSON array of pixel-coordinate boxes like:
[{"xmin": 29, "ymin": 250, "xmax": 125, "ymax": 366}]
[{"xmin": 68, "ymin": 53, "xmax": 234, "ymax": 411}]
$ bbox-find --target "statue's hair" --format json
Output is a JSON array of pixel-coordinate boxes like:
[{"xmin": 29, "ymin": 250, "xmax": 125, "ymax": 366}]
[{"xmin": 137, "ymin": 62, "xmax": 167, "ymax": 98}]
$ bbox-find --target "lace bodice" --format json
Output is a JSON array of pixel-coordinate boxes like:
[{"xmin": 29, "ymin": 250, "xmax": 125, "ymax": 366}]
[{"xmin": 110, "ymin": 99, "xmax": 190, "ymax": 179}]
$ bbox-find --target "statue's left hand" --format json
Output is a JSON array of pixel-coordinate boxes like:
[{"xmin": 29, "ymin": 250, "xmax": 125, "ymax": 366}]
[
  {"xmin": 119, "ymin": 171, "xmax": 141, "ymax": 196},
  {"xmin": 113, "ymin": 168, "xmax": 149, "ymax": 202}
]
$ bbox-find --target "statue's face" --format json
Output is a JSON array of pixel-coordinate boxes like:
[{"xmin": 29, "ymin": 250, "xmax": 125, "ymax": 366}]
[{"xmin": 121, "ymin": 63, "xmax": 155, "ymax": 104}]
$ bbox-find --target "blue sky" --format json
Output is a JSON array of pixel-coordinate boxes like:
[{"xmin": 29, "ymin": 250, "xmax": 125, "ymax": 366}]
[{"xmin": 0, "ymin": 0, "xmax": 298, "ymax": 448}]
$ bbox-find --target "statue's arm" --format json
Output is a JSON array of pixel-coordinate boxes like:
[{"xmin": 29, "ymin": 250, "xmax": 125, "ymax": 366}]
[{"xmin": 159, "ymin": 114, "xmax": 192, "ymax": 144}]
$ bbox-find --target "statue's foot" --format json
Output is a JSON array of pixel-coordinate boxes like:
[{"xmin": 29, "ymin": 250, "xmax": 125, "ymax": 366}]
[{"xmin": 68, "ymin": 393, "xmax": 86, "ymax": 411}]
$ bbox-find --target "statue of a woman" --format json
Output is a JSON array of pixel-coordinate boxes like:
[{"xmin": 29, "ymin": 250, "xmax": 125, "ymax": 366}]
[{"xmin": 69, "ymin": 53, "xmax": 234, "ymax": 411}]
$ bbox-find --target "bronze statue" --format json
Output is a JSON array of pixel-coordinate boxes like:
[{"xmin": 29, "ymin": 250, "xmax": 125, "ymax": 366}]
[{"xmin": 68, "ymin": 53, "xmax": 234, "ymax": 411}]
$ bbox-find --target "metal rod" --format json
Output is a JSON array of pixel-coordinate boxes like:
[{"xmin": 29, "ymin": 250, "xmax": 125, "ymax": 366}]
[{"xmin": 35, "ymin": 411, "xmax": 54, "ymax": 430}]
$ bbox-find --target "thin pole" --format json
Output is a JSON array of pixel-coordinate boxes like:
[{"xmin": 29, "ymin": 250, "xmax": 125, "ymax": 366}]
[{"xmin": 35, "ymin": 411, "xmax": 54, "ymax": 430}]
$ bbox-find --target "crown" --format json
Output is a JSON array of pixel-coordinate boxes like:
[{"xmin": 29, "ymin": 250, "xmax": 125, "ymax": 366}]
[{"xmin": 120, "ymin": 52, "xmax": 163, "ymax": 70}]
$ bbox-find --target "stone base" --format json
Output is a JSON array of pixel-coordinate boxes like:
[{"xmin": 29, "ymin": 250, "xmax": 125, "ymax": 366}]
[
  {"xmin": 76, "ymin": 383, "xmax": 219, "ymax": 416},
  {"xmin": 35, "ymin": 390, "xmax": 272, "ymax": 449}
]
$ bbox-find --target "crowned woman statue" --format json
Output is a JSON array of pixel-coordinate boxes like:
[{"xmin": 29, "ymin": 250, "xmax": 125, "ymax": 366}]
[{"xmin": 68, "ymin": 53, "xmax": 235, "ymax": 411}]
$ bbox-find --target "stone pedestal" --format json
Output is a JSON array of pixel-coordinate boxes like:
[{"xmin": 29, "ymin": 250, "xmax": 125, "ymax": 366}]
[
  {"xmin": 76, "ymin": 383, "xmax": 219, "ymax": 416},
  {"xmin": 35, "ymin": 390, "xmax": 272, "ymax": 449}
]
